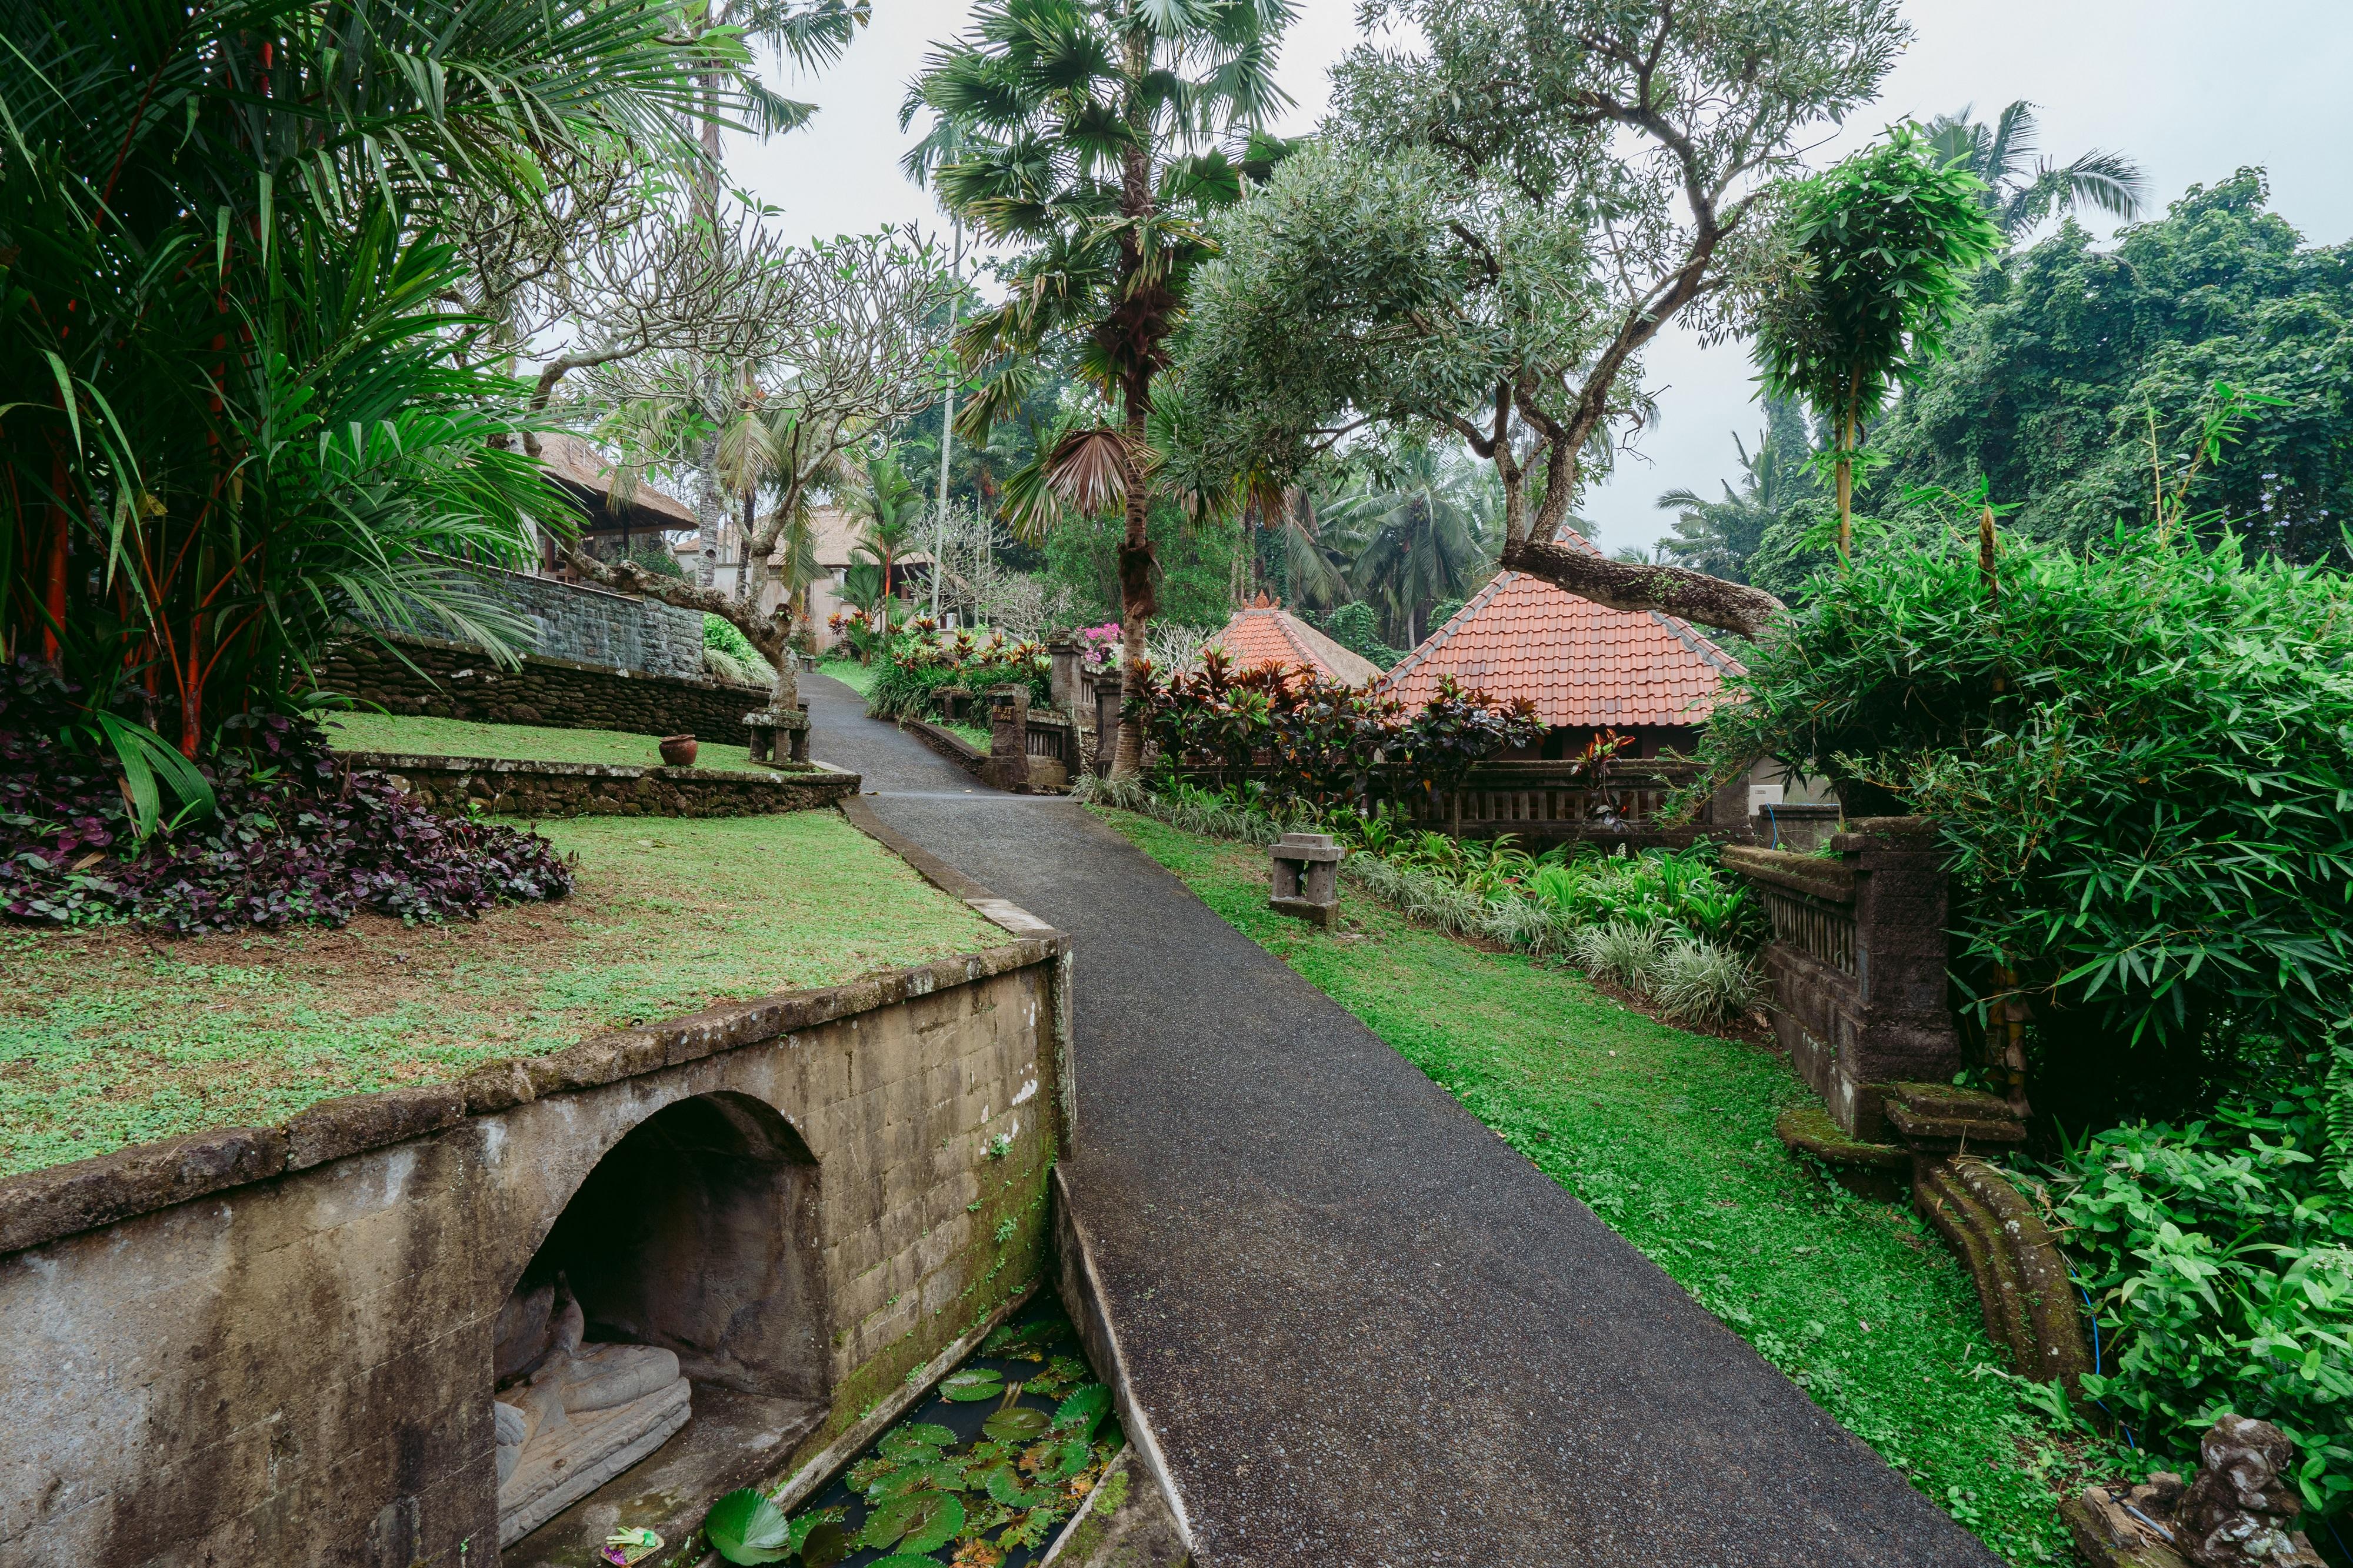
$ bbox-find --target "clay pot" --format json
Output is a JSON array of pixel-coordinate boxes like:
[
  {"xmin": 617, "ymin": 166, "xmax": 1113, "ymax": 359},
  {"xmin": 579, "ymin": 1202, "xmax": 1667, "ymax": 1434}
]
[{"xmin": 658, "ymin": 734, "xmax": 698, "ymax": 767}]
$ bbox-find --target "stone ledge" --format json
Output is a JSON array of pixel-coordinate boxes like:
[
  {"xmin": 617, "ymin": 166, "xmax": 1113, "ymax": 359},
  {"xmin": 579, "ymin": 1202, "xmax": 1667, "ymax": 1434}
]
[
  {"xmin": 0, "ymin": 1126, "xmax": 287, "ymax": 1256},
  {"xmin": 1722, "ymin": 843, "xmax": 1856, "ymax": 904},
  {"xmin": 0, "ymin": 936, "xmax": 1068, "ymax": 1260},
  {"xmin": 338, "ymin": 751, "xmax": 861, "ymax": 819}
]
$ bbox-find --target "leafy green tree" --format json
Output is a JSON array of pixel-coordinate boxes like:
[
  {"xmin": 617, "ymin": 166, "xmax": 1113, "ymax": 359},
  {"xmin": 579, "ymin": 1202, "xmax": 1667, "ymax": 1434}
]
[
  {"xmin": 1176, "ymin": 0, "xmax": 1909, "ymax": 640},
  {"xmin": 841, "ymin": 449, "xmax": 928, "ymax": 602},
  {"xmin": 1654, "ymin": 398, "xmax": 1819, "ymax": 585},
  {"xmin": 1752, "ymin": 125, "xmax": 2003, "ymax": 558},
  {"xmin": 1867, "ymin": 170, "xmax": 2353, "ymax": 567},
  {"xmin": 904, "ymin": 0, "xmax": 1297, "ymax": 775},
  {"xmin": 1922, "ymin": 100, "xmax": 2145, "ymax": 242}
]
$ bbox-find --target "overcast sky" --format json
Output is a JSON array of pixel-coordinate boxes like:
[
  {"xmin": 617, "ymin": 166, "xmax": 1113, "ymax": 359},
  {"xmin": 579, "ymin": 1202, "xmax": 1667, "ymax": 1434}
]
[{"xmin": 725, "ymin": 0, "xmax": 2353, "ymax": 556}]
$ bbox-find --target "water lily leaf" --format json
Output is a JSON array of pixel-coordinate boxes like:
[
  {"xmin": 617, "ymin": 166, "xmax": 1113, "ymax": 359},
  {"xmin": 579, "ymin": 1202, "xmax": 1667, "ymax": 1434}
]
[
  {"xmin": 847, "ymin": 1456, "xmax": 899, "ymax": 1492},
  {"xmin": 900, "ymin": 1492, "xmax": 966, "ymax": 1552},
  {"xmin": 940, "ymin": 1368, "xmax": 1004, "ymax": 1402},
  {"xmin": 797, "ymin": 1521, "xmax": 846, "ymax": 1568},
  {"xmin": 984, "ymin": 1464, "xmax": 1055, "ymax": 1509},
  {"xmin": 998, "ymin": 1506, "xmax": 1058, "ymax": 1550},
  {"xmin": 892, "ymin": 1421, "xmax": 958, "ymax": 1450},
  {"xmin": 702, "ymin": 1490, "xmax": 791, "ymax": 1564},
  {"xmin": 1054, "ymin": 1384, "xmax": 1111, "ymax": 1434},
  {"xmin": 982, "ymin": 1405, "xmax": 1051, "ymax": 1442},
  {"xmin": 869, "ymin": 1557, "xmax": 940, "ymax": 1568},
  {"xmin": 861, "ymin": 1491, "xmax": 962, "ymax": 1553},
  {"xmin": 878, "ymin": 1460, "xmax": 965, "ymax": 1499},
  {"xmin": 1049, "ymin": 1437, "xmax": 1094, "ymax": 1480},
  {"xmin": 878, "ymin": 1429, "xmax": 943, "ymax": 1464}
]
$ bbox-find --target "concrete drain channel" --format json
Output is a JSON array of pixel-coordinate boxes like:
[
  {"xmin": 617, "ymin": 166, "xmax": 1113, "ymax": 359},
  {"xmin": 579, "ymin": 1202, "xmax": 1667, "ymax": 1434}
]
[{"xmin": 692, "ymin": 1294, "xmax": 1131, "ymax": 1568}]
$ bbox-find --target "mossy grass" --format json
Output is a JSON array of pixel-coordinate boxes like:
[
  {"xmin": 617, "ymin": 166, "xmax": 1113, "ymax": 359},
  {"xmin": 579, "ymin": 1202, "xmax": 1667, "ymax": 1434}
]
[
  {"xmin": 323, "ymin": 712, "xmax": 782, "ymax": 774},
  {"xmin": 0, "ymin": 812, "xmax": 1000, "ymax": 1176},
  {"xmin": 815, "ymin": 655, "xmax": 881, "ymax": 699},
  {"xmin": 1100, "ymin": 809, "xmax": 2087, "ymax": 1565}
]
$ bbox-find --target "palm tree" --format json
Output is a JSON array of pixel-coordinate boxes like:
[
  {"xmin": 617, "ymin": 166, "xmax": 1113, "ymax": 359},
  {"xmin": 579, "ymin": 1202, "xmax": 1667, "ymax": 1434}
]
[
  {"xmin": 1925, "ymin": 101, "xmax": 2147, "ymax": 241},
  {"xmin": 904, "ymin": 0, "xmax": 1296, "ymax": 776},
  {"xmin": 1654, "ymin": 398, "xmax": 1815, "ymax": 585},
  {"xmin": 1318, "ymin": 445, "xmax": 1496, "ymax": 650},
  {"xmin": 841, "ymin": 449, "xmax": 928, "ymax": 603}
]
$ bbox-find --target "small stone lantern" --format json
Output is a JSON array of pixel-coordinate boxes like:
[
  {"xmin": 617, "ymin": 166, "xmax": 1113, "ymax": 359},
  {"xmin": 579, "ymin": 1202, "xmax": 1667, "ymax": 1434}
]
[{"xmin": 1269, "ymin": 832, "xmax": 1343, "ymax": 926}]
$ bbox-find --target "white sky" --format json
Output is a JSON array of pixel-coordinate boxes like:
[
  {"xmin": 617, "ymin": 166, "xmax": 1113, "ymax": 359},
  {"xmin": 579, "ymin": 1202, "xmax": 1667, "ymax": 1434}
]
[{"xmin": 726, "ymin": 0, "xmax": 2353, "ymax": 556}]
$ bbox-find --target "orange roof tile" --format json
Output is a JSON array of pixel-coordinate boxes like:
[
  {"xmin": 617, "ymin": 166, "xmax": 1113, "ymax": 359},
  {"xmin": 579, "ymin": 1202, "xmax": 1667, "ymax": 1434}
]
[
  {"xmin": 1202, "ymin": 597, "xmax": 1387, "ymax": 687},
  {"xmin": 1381, "ymin": 562, "xmax": 1744, "ymax": 727}
]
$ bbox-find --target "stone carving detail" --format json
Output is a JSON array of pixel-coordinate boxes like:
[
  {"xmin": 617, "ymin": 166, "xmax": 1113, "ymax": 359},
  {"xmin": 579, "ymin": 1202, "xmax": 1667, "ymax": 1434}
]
[
  {"xmin": 493, "ymin": 1275, "xmax": 692, "ymax": 1548},
  {"xmin": 2062, "ymin": 1416, "xmax": 2324, "ymax": 1568}
]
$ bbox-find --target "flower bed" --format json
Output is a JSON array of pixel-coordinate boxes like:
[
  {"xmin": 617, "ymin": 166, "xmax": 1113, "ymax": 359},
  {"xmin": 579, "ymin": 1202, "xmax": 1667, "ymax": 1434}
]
[{"xmin": 868, "ymin": 626, "xmax": 1052, "ymax": 725}]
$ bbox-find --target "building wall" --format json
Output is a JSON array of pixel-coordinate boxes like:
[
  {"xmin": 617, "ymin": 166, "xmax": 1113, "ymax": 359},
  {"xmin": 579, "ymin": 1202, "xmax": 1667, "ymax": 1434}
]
[{"xmin": 0, "ymin": 942, "xmax": 1067, "ymax": 1568}]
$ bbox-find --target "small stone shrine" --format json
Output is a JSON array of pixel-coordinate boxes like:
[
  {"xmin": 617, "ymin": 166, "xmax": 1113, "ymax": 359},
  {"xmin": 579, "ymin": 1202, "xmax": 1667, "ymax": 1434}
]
[{"xmin": 1269, "ymin": 832, "xmax": 1343, "ymax": 927}]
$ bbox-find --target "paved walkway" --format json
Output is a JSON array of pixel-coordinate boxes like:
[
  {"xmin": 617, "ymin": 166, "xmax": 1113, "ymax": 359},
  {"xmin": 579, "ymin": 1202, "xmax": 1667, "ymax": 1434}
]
[{"xmin": 804, "ymin": 676, "xmax": 1999, "ymax": 1568}]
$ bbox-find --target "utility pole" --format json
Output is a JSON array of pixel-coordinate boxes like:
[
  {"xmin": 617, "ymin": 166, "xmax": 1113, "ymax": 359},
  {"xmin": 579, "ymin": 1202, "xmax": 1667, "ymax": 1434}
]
[{"xmin": 932, "ymin": 215, "xmax": 962, "ymax": 620}]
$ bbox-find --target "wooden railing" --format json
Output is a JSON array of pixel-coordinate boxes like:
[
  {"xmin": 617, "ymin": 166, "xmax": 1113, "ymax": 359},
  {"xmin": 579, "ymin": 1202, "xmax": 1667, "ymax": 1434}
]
[{"xmin": 1392, "ymin": 760, "xmax": 1705, "ymax": 835}]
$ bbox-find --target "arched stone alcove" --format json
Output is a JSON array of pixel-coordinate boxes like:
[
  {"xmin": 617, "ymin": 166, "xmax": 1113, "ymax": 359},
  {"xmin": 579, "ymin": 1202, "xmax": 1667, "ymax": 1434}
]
[{"xmin": 494, "ymin": 1091, "xmax": 830, "ymax": 1550}]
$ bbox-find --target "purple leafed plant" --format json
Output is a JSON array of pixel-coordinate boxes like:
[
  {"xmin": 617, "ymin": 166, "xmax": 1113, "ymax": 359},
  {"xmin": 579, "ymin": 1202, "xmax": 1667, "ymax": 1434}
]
[{"xmin": 0, "ymin": 660, "xmax": 573, "ymax": 933}]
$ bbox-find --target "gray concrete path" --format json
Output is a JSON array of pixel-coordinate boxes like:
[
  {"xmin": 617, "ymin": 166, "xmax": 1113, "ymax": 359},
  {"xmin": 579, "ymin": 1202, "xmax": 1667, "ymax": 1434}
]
[{"xmin": 804, "ymin": 676, "xmax": 2001, "ymax": 1568}]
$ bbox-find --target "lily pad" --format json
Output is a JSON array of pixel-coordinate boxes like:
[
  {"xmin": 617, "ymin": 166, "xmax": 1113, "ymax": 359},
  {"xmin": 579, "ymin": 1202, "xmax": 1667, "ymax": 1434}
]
[
  {"xmin": 798, "ymin": 1521, "xmax": 847, "ymax": 1568},
  {"xmin": 860, "ymin": 1490, "xmax": 963, "ymax": 1553},
  {"xmin": 939, "ymin": 1368, "xmax": 1004, "ymax": 1402},
  {"xmin": 702, "ymin": 1490, "xmax": 792, "ymax": 1565},
  {"xmin": 983, "ymin": 1463, "xmax": 1056, "ymax": 1510},
  {"xmin": 885, "ymin": 1420, "xmax": 956, "ymax": 1452},
  {"xmin": 1054, "ymin": 1383, "xmax": 1111, "ymax": 1434},
  {"xmin": 981, "ymin": 1404, "xmax": 1052, "ymax": 1442},
  {"xmin": 1048, "ymin": 1436, "xmax": 1095, "ymax": 1481},
  {"xmin": 877, "ymin": 1459, "xmax": 965, "ymax": 1499},
  {"xmin": 870, "ymin": 1557, "xmax": 944, "ymax": 1568}
]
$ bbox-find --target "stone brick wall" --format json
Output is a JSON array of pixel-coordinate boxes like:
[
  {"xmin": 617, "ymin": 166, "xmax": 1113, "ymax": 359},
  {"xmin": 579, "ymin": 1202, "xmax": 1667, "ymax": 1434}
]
[
  {"xmin": 315, "ymin": 632, "xmax": 772, "ymax": 743},
  {"xmin": 362, "ymin": 566, "xmax": 708, "ymax": 679},
  {"xmin": 345, "ymin": 751, "xmax": 860, "ymax": 819},
  {"xmin": 0, "ymin": 937, "xmax": 1068, "ymax": 1568}
]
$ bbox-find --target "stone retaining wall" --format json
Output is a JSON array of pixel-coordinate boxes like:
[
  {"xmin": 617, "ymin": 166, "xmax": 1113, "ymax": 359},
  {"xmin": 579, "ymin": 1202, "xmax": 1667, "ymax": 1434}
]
[
  {"xmin": 343, "ymin": 750, "xmax": 860, "ymax": 819},
  {"xmin": 0, "ymin": 934, "xmax": 1070, "ymax": 1568},
  {"xmin": 315, "ymin": 632, "xmax": 772, "ymax": 743},
  {"xmin": 354, "ymin": 565, "xmax": 708, "ymax": 679}
]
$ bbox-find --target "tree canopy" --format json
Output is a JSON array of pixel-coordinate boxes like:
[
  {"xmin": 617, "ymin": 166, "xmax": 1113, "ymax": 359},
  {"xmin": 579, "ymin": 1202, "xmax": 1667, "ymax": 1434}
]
[{"xmin": 1175, "ymin": 0, "xmax": 1908, "ymax": 638}]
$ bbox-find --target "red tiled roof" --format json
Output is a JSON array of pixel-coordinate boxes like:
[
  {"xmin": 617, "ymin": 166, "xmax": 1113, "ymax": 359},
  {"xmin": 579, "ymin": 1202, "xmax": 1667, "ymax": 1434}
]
[
  {"xmin": 1203, "ymin": 598, "xmax": 1387, "ymax": 687},
  {"xmin": 1381, "ymin": 562, "xmax": 1744, "ymax": 727}
]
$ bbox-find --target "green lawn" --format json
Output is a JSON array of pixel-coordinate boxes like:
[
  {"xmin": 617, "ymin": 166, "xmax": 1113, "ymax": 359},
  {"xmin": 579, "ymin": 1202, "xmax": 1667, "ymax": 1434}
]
[
  {"xmin": 324, "ymin": 712, "xmax": 781, "ymax": 773},
  {"xmin": 815, "ymin": 655, "xmax": 880, "ymax": 698},
  {"xmin": 0, "ymin": 813, "xmax": 1001, "ymax": 1177},
  {"xmin": 1101, "ymin": 810, "xmax": 2084, "ymax": 1567}
]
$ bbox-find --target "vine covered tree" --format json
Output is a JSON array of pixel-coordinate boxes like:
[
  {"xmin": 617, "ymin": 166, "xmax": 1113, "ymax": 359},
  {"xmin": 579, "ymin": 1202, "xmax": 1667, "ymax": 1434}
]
[
  {"xmin": 1176, "ymin": 0, "xmax": 1909, "ymax": 639},
  {"xmin": 904, "ymin": 0, "xmax": 1297, "ymax": 776}
]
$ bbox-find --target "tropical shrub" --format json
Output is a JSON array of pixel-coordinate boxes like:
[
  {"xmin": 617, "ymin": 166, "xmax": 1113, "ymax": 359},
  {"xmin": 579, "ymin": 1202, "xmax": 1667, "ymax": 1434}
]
[
  {"xmin": 1572, "ymin": 920, "xmax": 1666, "ymax": 991},
  {"xmin": 704, "ymin": 615, "xmax": 765, "ymax": 685},
  {"xmin": 1694, "ymin": 522, "xmax": 2353, "ymax": 1124},
  {"xmin": 868, "ymin": 628, "xmax": 1051, "ymax": 722},
  {"xmin": 2039, "ymin": 1049, "xmax": 2353, "ymax": 1530},
  {"xmin": 1649, "ymin": 938, "xmax": 1764, "ymax": 1027},
  {"xmin": 1527, "ymin": 844, "xmax": 1761, "ymax": 946},
  {"xmin": 0, "ymin": 663, "xmax": 571, "ymax": 932}
]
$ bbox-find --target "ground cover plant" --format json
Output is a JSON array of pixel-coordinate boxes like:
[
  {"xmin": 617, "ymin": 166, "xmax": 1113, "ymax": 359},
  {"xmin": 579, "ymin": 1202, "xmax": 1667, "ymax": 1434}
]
[
  {"xmin": 705, "ymin": 1297, "xmax": 1122, "ymax": 1566},
  {"xmin": 324, "ymin": 713, "xmax": 784, "ymax": 775},
  {"xmin": 0, "ymin": 812, "xmax": 998, "ymax": 1176},
  {"xmin": 816, "ymin": 655, "xmax": 882, "ymax": 700},
  {"xmin": 2, "ymin": 664, "xmax": 571, "ymax": 933},
  {"xmin": 2033, "ymin": 1056, "xmax": 2353, "ymax": 1544},
  {"xmin": 1098, "ymin": 810, "xmax": 2087, "ymax": 1563}
]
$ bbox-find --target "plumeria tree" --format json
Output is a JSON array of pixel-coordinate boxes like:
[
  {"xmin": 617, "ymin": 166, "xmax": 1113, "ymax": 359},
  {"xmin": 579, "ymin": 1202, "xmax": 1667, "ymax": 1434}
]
[
  {"xmin": 561, "ymin": 229, "xmax": 957, "ymax": 719},
  {"xmin": 903, "ymin": 0, "xmax": 1297, "ymax": 776}
]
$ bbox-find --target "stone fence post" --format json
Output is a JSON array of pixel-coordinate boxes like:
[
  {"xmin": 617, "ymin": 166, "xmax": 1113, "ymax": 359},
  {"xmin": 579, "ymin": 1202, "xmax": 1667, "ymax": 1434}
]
[
  {"xmin": 1090, "ymin": 670, "xmax": 1124, "ymax": 778},
  {"xmin": 1046, "ymin": 638, "xmax": 1081, "ymax": 716},
  {"xmin": 981, "ymin": 686, "xmax": 1032, "ymax": 792}
]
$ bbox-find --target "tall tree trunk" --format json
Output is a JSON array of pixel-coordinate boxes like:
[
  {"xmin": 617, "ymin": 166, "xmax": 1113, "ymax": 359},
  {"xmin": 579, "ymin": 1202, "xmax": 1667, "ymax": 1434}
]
[
  {"xmin": 694, "ymin": 431, "xmax": 723, "ymax": 589},
  {"xmin": 1837, "ymin": 368, "xmax": 1860, "ymax": 560},
  {"xmin": 1111, "ymin": 397, "xmax": 1155, "ymax": 779},
  {"xmin": 934, "ymin": 218, "xmax": 961, "ymax": 621}
]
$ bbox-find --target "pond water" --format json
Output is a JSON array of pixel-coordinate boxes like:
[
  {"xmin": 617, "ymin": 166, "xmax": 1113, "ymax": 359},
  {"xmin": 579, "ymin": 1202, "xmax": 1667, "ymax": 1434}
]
[{"xmin": 702, "ymin": 1292, "xmax": 1125, "ymax": 1568}]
